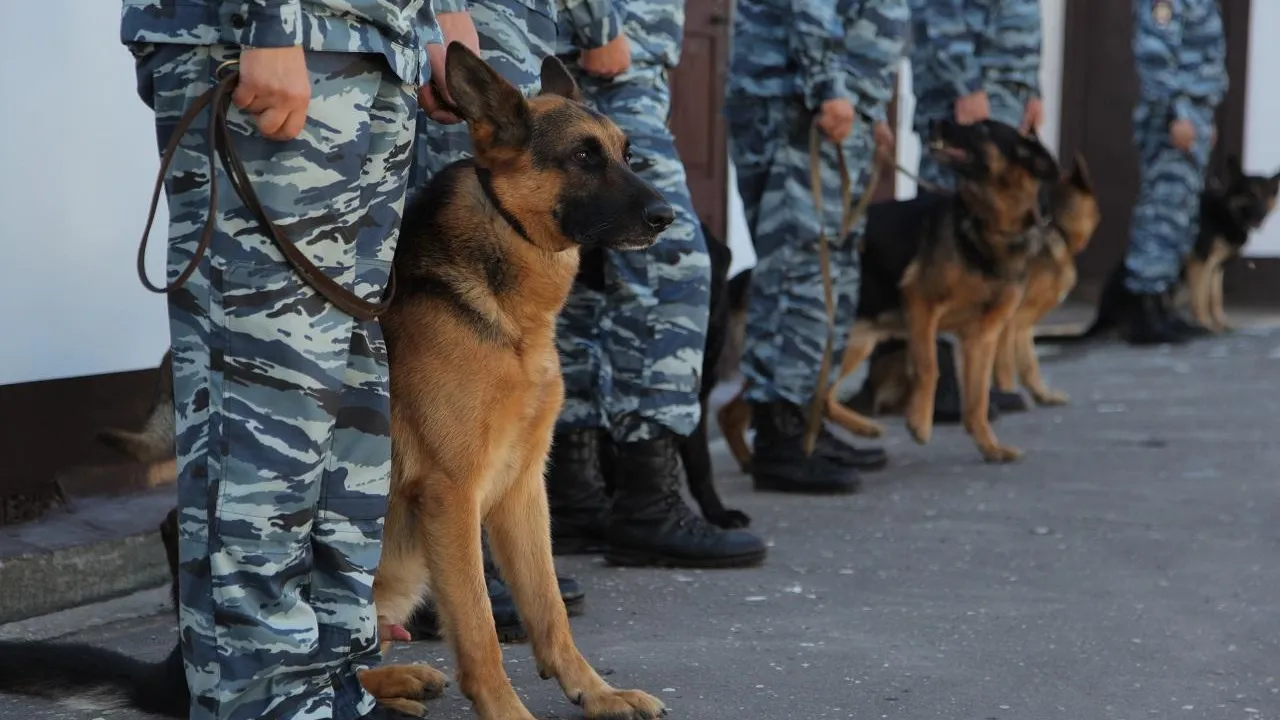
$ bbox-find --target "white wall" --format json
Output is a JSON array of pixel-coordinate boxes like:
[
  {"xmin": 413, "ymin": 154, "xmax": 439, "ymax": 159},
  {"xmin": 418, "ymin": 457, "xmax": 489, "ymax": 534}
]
[
  {"xmin": 0, "ymin": 2, "xmax": 171, "ymax": 386},
  {"xmin": 1243, "ymin": 0, "xmax": 1280, "ymax": 257}
]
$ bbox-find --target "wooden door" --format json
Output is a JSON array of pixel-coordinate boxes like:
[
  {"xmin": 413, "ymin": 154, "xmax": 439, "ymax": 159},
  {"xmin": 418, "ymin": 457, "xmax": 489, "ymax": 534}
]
[{"xmin": 669, "ymin": 0, "xmax": 731, "ymax": 241}]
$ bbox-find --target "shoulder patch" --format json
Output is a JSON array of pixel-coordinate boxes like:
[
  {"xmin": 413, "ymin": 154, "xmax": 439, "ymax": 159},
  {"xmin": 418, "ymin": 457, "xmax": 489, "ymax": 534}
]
[{"xmin": 1152, "ymin": 0, "xmax": 1173, "ymax": 27}]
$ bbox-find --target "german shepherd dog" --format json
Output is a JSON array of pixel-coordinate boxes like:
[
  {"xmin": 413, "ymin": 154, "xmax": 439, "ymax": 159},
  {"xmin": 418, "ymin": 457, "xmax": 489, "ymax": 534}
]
[
  {"xmin": 841, "ymin": 151, "xmax": 1099, "ymax": 417},
  {"xmin": 719, "ymin": 119, "xmax": 1058, "ymax": 468},
  {"xmin": 1075, "ymin": 156, "xmax": 1279, "ymax": 340},
  {"xmin": 0, "ymin": 44, "xmax": 671, "ymax": 720}
]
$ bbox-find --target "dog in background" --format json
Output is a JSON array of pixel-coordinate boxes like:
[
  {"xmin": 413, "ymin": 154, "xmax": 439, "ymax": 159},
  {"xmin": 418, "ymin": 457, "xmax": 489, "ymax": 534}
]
[
  {"xmin": 0, "ymin": 45, "xmax": 669, "ymax": 720},
  {"xmin": 1075, "ymin": 156, "xmax": 1279, "ymax": 341}
]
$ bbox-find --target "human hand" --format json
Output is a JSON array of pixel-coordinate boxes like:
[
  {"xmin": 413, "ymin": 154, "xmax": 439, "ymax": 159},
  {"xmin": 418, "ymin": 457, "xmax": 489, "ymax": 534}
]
[
  {"xmin": 817, "ymin": 98, "xmax": 856, "ymax": 143},
  {"xmin": 233, "ymin": 46, "xmax": 311, "ymax": 141},
  {"xmin": 954, "ymin": 90, "xmax": 990, "ymax": 125},
  {"xmin": 580, "ymin": 33, "xmax": 632, "ymax": 79},
  {"xmin": 1170, "ymin": 119, "xmax": 1195, "ymax": 151},
  {"xmin": 420, "ymin": 13, "xmax": 481, "ymax": 124},
  {"xmin": 1021, "ymin": 97, "xmax": 1044, "ymax": 134}
]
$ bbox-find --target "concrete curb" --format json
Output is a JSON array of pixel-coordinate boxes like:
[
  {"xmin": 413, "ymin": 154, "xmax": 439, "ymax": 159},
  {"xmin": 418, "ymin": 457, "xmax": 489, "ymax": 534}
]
[{"xmin": 0, "ymin": 489, "xmax": 173, "ymax": 624}]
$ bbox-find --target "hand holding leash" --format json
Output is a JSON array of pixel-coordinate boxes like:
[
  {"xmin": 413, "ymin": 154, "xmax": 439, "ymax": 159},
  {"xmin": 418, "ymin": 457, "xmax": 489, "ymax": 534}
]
[{"xmin": 232, "ymin": 47, "xmax": 311, "ymax": 141}]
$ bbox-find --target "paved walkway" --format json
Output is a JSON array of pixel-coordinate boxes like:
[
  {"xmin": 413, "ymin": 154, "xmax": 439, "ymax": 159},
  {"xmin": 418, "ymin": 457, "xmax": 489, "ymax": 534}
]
[{"xmin": 3, "ymin": 325, "xmax": 1280, "ymax": 719}]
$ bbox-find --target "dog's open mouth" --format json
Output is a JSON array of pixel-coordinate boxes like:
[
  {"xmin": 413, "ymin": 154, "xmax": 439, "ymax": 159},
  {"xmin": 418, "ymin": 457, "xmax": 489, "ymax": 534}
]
[{"xmin": 929, "ymin": 139, "xmax": 971, "ymax": 164}]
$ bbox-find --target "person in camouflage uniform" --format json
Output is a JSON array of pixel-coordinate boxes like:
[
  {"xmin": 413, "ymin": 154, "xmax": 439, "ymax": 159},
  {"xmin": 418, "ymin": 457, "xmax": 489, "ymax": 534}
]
[
  {"xmin": 544, "ymin": 0, "xmax": 768, "ymax": 569},
  {"xmin": 121, "ymin": 2, "xmax": 445, "ymax": 719},
  {"xmin": 908, "ymin": 0, "xmax": 1044, "ymax": 192},
  {"xmin": 724, "ymin": 0, "xmax": 908, "ymax": 495},
  {"xmin": 1120, "ymin": 0, "xmax": 1228, "ymax": 345}
]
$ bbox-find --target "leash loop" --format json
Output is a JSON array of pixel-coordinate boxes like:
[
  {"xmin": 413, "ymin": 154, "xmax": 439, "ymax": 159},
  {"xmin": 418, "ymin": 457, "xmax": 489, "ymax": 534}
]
[{"xmin": 135, "ymin": 65, "xmax": 395, "ymax": 321}]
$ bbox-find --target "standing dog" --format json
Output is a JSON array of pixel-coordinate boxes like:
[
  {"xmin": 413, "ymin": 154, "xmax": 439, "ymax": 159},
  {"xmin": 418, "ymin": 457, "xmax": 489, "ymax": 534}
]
[{"xmin": 0, "ymin": 45, "xmax": 670, "ymax": 720}]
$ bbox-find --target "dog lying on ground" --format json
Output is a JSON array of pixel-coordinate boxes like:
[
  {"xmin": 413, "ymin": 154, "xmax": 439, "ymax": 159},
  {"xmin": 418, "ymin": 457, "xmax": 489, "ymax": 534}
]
[
  {"xmin": 720, "ymin": 119, "xmax": 1059, "ymax": 467},
  {"xmin": 0, "ymin": 45, "xmax": 669, "ymax": 720},
  {"xmin": 1074, "ymin": 156, "xmax": 1279, "ymax": 341}
]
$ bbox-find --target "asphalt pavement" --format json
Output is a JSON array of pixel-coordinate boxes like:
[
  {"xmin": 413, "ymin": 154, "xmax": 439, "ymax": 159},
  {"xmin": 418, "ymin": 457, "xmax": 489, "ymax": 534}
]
[{"xmin": 3, "ymin": 325, "xmax": 1279, "ymax": 720}]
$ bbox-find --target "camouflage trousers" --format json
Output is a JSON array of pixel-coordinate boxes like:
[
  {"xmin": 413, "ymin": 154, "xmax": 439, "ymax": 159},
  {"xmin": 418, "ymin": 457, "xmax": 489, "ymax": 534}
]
[
  {"xmin": 727, "ymin": 96, "xmax": 875, "ymax": 407},
  {"xmin": 407, "ymin": 0, "xmax": 557, "ymax": 186},
  {"xmin": 913, "ymin": 81, "xmax": 1034, "ymax": 191},
  {"xmin": 135, "ymin": 45, "xmax": 416, "ymax": 720},
  {"xmin": 556, "ymin": 62, "xmax": 711, "ymax": 442},
  {"xmin": 1123, "ymin": 104, "xmax": 1217, "ymax": 294}
]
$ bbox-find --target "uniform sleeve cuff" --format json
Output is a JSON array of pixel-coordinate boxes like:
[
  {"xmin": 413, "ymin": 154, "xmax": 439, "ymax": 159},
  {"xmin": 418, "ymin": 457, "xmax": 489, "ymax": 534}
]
[
  {"xmin": 804, "ymin": 72, "xmax": 849, "ymax": 111},
  {"xmin": 572, "ymin": 11, "xmax": 623, "ymax": 49},
  {"xmin": 225, "ymin": 1, "xmax": 303, "ymax": 48},
  {"xmin": 1173, "ymin": 96, "xmax": 1196, "ymax": 121},
  {"xmin": 436, "ymin": 0, "xmax": 470, "ymax": 16}
]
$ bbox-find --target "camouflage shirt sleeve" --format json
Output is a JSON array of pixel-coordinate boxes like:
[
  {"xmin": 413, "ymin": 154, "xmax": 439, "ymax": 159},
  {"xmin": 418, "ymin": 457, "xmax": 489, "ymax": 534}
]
[
  {"xmin": 1133, "ymin": 0, "xmax": 1195, "ymax": 121},
  {"xmin": 1178, "ymin": 0, "xmax": 1229, "ymax": 116},
  {"xmin": 918, "ymin": 0, "xmax": 982, "ymax": 98},
  {"xmin": 842, "ymin": 0, "xmax": 908, "ymax": 124},
  {"xmin": 559, "ymin": 0, "xmax": 623, "ymax": 50},
  {"xmin": 434, "ymin": 0, "xmax": 471, "ymax": 16},
  {"xmin": 225, "ymin": 0, "xmax": 304, "ymax": 47},
  {"xmin": 791, "ymin": 0, "xmax": 849, "ymax": 110}
]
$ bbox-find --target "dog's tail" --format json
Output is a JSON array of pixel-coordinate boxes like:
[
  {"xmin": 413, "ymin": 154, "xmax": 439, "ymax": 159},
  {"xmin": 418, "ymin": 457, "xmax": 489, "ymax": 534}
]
[{"xmin": 0, "ymin": 640, "xmax": 188, "ymax": 717}]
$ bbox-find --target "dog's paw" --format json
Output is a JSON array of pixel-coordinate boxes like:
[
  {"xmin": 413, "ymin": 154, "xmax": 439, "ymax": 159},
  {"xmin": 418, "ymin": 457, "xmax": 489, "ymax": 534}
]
[
  {"xmin": 577, "ymin": 688, "xmax": 667, "ymax": 720},
  {"xmin": 710, "ymin": 509, "xmax": 752, "ymax": 529},
  {"xmin": 981, "ymin": 444, "xmax": 1022, "ymax": 463},
  {"xmin": 905, "ymin": 417, "xmax": 932, "ymax": 445},
  {"xmin": 1033, "ymin": 389, "xmax": 1069, "ymax": 406},
  {"xmin": 854, "ymin": 420, "xmax": 885, "ymax": 439},
  {"xmin": 360, "ymin": 663, "xmax": 450, "ymax": 706}
]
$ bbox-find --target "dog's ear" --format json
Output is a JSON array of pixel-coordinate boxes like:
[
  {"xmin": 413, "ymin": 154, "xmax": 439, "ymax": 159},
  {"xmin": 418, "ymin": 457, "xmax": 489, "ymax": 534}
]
[
  {"xmin": 1015, "ymin": 135, "xmax": 1059, "ymax": 182},
  {"xmin": 1070, "ymin": 151, "xmax": 1094, "ymax": 192},
  {"xmin": 538, "ymin": 55, "xmax": 581, "ymax": 102},
  {"xmin": 1226, "ymin": 154, "xmax": 1244, "ymax": 180},
  {"xmin": 444, "ymin": 41, "xmax": 530, "ymax": 150}
]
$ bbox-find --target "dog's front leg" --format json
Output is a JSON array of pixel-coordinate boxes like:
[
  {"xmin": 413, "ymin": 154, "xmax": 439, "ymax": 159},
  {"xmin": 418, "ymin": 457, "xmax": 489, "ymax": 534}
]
[
  {"xmin": 1186, "ymin": 259, "xmax": 1213, "ymax": 329},
  {"xmin": 903, "ymin": 293, "xmax": 944, "ymax": 445},
  {"xmin": 487, "ymin": 453, "xmax": 666, "ymax": 720},
  {"xmin": 420, "ymin": 480, "xmax": 533, "ymax": 720},
  {"xmin": 992, "ymin": 316, "xmax": 1020, "ymax": 393},
  {"xmin": 1210, "ymin": 264, "xmax": 1231, "ymax": 331},
  {"xmin": 958, "ymin": 296, "xmax": 1023, "ymax": 463}
]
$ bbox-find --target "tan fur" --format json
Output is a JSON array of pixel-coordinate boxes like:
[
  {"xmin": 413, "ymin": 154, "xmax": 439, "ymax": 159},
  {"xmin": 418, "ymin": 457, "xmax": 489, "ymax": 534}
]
[{"xmin": 1188, "ymin": 237, "xmax": 1236, "ymax": 332}]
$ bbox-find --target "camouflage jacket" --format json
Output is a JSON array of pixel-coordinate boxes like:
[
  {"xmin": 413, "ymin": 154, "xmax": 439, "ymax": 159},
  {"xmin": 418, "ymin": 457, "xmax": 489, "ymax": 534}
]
[
  {"xmin": 726, "ymin": 0, "xmax": 909, "ymax": 120},
  {"xmin": 435, "ymin": 0, "xmax": 556, "ymax": 24},
  {"xmin": 907, "ymin": 0, "xmax": 1042, "ymax": 100},
  {"xmin": 1132, "ymin": 0, "xmax": 1228, "ymax": 121},
  {"xmin": 555, "ymin": 0, "xmax": 683, "ymax": 68},
  {"xmin": 120, "ymin": 0, "xmax": 441, "ymax": 86}
]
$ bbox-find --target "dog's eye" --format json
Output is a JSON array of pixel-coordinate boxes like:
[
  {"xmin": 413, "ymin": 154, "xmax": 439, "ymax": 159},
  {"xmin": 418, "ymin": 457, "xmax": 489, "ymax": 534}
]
[{"xmin": 574, "ymin": 149, "xmax": 591, "ymax": 163}]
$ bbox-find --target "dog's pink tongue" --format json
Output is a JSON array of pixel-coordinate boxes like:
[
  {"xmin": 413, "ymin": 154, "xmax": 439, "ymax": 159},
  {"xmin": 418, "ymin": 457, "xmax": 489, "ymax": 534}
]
[{"xmin": 381, "ymin": 622, "xmax": 412, "ymax": 643}]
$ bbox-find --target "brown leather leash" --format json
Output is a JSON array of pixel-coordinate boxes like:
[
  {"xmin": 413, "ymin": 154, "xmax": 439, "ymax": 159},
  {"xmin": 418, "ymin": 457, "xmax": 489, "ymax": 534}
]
[
  {"xmin": 801, "ymin": 122, "xmax": 882, "ymax": 457},
  {"xmin": 135, "ymin": 59, "xmax": 395, "ymax": 321}
]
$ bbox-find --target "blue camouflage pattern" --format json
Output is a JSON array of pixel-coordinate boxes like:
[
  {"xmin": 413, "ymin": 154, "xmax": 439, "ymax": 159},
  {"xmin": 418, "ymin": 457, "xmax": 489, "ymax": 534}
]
[
  {"xmin": 908, "ymin": 0, "xmax": 1043, "ymax": 191},
  {"xmin": 133, "ymin": 43, "xmax": 417, "ymax": 720},
  {"xmin": 726, "ymin": 0, "xmax": 907, "ymax": 407},
  {"xmin": 554, "ymin": 6, "xmax": 710, "ymax": 442},
  {"xmin": 555, "ymin": 0, "xmax": 683, "ymax": 68},
  {"xmin": 1123, "ymin": 0, "xmax": 1228, "ymax": 294},
  {"xmin": 121, "ymin": 0, "xmax": 441, "ymax": 86},
  {"xmin": 408, "ymin": 0, "xmax": 558, "ymax": 188}
]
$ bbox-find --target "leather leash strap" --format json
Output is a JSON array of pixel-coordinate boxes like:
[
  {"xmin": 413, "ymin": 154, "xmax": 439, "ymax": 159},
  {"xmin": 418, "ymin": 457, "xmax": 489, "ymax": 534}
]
[
  {"xmin": 802, "ymin": 122, "xmax": 881, "ymax": 457},
  {"xmin": 135, "ymin": 61, "xmax": 395, "ymax": 322}
]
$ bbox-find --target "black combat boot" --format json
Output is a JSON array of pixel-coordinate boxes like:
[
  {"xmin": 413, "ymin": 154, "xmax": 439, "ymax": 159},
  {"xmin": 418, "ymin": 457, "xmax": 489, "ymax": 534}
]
[
  {"xmin": 546, "ymin": 428, "xmax": 612, "ymax": 555},
  {"xmin": 404, "ymin": 539, "xmax": 585, "ymax": 644},
  {"xmin": 603, "ymin": 432, "xmax": 768, "ymax": 569},
  {"xmin": 1122, "ymin": 292, "xmax": 1189, "ymax": 346},
  {"xmin": 750, "ymin": 400, "xmax": 862, "ymax": 494},
  {"xmin": 815, "ymin": 427, "xmax": 889, "ymax": 471}
]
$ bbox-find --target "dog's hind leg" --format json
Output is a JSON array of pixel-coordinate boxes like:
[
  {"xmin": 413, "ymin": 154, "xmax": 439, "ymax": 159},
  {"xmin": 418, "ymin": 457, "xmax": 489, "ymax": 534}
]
[
  {"xmin": 681, "ymin": 410, "xmax": 750, "ymax": 529},
  {"xmin": 716, "ymin": 389, "xmax": 755, "ymax": 474},
  {"xmin": 1016, "ymin": 326, "xmax": 1068, "ymax": 406},
  {"xmin": 824, "ymin": 320, "xmax": 886, "ymax": 438},
  {"xmin": 486, "ymin": 452, "xmax": 665, "ymax": 720},
  {"xmin": 992, "ymin": 318, "xmax": 1019, "ymax": 393}
]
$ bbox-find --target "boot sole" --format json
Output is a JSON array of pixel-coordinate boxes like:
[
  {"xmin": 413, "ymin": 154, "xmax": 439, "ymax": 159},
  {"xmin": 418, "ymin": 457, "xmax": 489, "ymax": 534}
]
[
  {"xmin": 602, "ymin": 547, "xmax": 767, "ymax": 569},
  {"xmin": 551, "ymin": 535, "xmax": 609, "ymax": 556}
]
